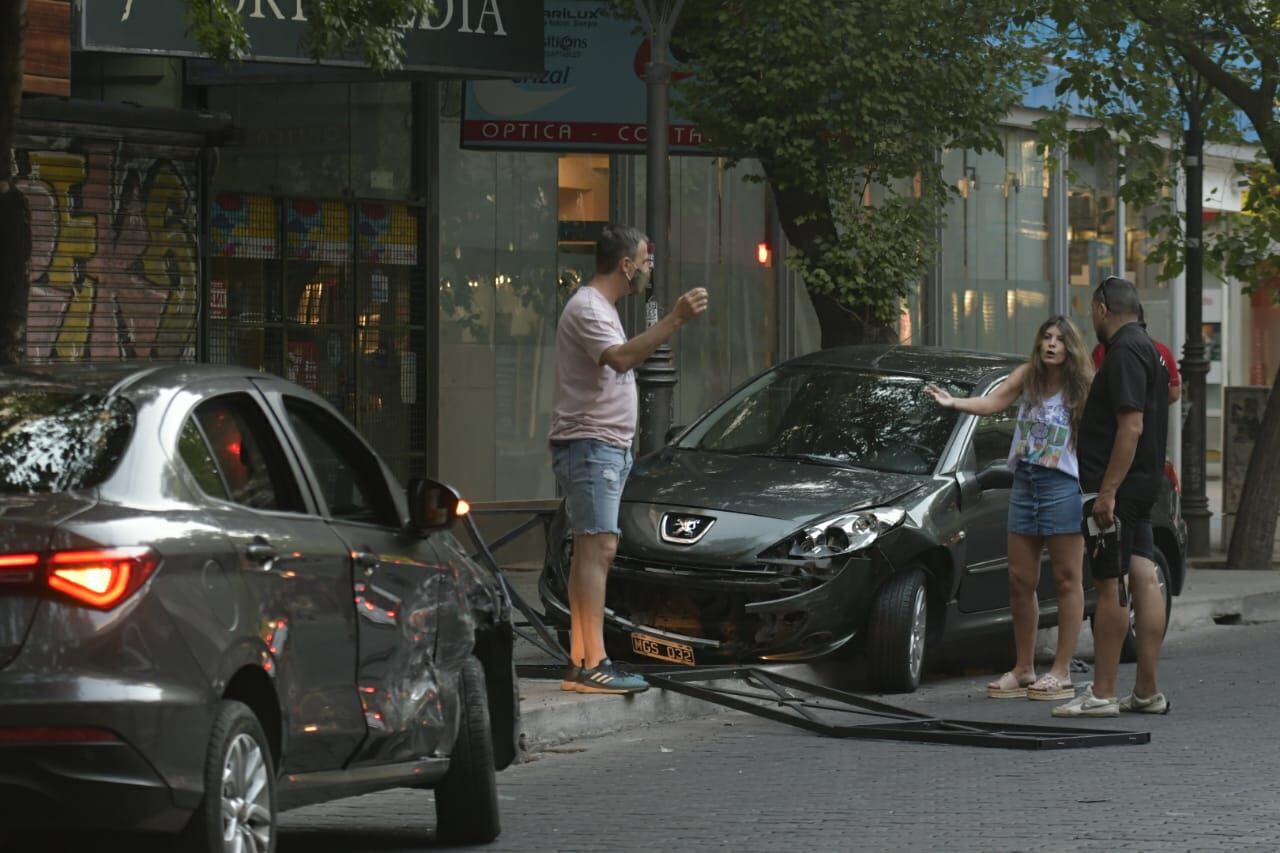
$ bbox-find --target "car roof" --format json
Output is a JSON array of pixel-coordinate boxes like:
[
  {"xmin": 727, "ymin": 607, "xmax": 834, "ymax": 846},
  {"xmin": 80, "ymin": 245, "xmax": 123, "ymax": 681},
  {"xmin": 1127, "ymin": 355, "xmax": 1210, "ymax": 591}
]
[
  {"xmin": 0, "ymin": 362, "xmax": 274, "ymax": 397},
  {"xmin": 784, "ymin": 345, "xmax": 1022, "ymax": 387}
]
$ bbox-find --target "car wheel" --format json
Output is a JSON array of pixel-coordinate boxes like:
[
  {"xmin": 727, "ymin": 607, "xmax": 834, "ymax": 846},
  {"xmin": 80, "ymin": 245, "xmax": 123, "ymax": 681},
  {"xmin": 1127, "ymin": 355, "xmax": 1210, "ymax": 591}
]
[
  {"xmin": 866, "ymin": 568, "xmax": 929, "ymax": 693},
  {"xmin": 434, "ymin": 655, "xmax": 501, "ymax": 845},
  {"xmin": 1118, "ymin": 544, "xmax": 1172, "ymax": 664},
  {"xmin": 182, "ymin": 700, "xmax": 276, "ymax": 853}
]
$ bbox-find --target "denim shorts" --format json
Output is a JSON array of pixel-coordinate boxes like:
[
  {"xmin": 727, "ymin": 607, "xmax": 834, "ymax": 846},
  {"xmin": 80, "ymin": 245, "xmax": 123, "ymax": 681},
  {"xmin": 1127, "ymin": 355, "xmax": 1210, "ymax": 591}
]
[
  {"xmin": 550, "ymin": 439, "xmax": 633, "ymax": 537},
  {"xmin": 1008, "ymin": 462, "xmax": 1083, "ymax": 537}
]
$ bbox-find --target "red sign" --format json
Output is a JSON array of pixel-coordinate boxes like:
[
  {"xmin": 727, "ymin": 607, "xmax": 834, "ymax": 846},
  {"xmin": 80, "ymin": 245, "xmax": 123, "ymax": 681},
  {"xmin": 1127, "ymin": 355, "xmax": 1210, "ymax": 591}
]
[
  {"xmin": 209, "ymin": 279, "xmax": 228, "ymax": 320},
  {"xmin": 461, "ymin": 120, "xmax": 708, "ymax": 150}
]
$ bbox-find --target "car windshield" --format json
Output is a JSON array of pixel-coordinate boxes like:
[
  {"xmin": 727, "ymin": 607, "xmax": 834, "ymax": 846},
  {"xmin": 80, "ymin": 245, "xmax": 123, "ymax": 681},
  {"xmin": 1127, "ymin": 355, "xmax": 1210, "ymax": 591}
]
[
  {"xmin": 675, "ymin": 366, "xmax": 966, "ymax": 475},
  {"xmin": 0, "ymin": 387, "xmax": 135, "ymax": 494}
]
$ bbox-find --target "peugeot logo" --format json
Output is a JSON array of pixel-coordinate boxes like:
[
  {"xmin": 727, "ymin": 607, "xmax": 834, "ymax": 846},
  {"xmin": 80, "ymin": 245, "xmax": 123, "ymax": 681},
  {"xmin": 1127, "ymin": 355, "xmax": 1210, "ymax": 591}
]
[{"xmin": 660, "ymin": 512, "xmax": 716, "ymax": 545}]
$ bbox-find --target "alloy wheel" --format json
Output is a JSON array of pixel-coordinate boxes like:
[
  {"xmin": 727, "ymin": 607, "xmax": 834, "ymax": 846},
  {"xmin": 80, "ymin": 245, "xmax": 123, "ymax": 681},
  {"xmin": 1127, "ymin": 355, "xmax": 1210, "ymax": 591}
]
[
  {"xmin": 908, "ymin": 586, "xmax": 927, "ymax": 681},
  {"xmin": 220, "ymin": 732, "xmax": 272, "ymax": 853}
]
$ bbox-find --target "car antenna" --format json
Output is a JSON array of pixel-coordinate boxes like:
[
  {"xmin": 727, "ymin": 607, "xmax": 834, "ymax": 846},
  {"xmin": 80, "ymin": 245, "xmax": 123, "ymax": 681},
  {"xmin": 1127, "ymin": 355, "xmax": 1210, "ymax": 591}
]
[{"xmin": 870, "ymin": 343, "xmax": 901, "ymax": 367}]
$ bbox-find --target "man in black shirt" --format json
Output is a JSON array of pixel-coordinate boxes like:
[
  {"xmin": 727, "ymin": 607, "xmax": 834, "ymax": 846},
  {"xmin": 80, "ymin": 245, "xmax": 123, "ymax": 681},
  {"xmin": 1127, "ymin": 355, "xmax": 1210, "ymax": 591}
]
[{"xmin": 1054, "ymin": 276, "xmax": 1171, "ymax": 718}]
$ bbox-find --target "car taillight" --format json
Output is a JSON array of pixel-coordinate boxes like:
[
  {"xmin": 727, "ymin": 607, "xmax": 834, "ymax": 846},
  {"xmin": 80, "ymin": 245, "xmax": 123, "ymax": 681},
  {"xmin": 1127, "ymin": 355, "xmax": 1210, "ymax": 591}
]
[
  {"xmin": 0, "ymin": 553, "xmax": 40, "ymax": 584},
  {"xmin": 1163, "ymin": 461, "xmax": 1181, "ymax": 495},
  {"xmin": 46, "ymin": 547, "xmax": 159, "ymax": 610}
]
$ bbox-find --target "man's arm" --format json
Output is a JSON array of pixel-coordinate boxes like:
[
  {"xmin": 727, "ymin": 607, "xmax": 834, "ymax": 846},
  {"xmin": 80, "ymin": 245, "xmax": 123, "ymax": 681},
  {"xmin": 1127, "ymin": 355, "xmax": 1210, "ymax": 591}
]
[
  {"xmin": 1167, "ymin": 384, "xmax": 1181, "ymax": 405},
  {"xmin": 600, "ymin": 288, "xmax": 708, "ymax": 374},
  {"xmin": 1092, "ymin": 409, "xmax": 1144, "ymax": 527}
]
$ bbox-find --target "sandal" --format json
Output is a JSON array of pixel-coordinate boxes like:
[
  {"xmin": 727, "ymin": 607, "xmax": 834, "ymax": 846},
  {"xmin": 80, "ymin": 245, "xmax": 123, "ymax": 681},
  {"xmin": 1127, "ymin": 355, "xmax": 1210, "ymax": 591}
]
[
  {"xmin": 1027, "ymin": 673, "xmax": 1075, "ymax": 701},
  {"xmin": 986, "ymin": 670, "xmax": 1035, "ymax": 698}
]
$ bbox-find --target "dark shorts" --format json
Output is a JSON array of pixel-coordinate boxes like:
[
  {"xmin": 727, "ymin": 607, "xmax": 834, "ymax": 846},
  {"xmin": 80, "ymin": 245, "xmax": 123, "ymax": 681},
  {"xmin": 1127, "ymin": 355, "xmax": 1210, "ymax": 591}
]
[{"xmin": 1086, "ymin": 499, "xmax": 1154, "ymax": 582}]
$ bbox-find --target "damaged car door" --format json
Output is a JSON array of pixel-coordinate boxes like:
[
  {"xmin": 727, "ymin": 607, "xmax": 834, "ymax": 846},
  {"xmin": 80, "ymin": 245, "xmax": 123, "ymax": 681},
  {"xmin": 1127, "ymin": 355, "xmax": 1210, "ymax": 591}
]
[{"xmin": 270, "ymin": 390, "xmax": 453, "ymax": 765}]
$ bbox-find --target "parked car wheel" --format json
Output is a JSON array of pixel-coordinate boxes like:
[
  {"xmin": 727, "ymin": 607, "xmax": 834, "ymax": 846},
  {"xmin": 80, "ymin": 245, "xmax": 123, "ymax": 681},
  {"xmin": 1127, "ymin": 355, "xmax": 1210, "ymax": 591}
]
[
  {"xmin": 866, "ymin": 568, "xmax": 929, "ymax": 693},
  {"xmin": 434, "ymin": 656, "xmax": 501, "ymax": 845},
  {"xmin": 183, "ymin": 700, "xmax": 277, "ymax": 853}
]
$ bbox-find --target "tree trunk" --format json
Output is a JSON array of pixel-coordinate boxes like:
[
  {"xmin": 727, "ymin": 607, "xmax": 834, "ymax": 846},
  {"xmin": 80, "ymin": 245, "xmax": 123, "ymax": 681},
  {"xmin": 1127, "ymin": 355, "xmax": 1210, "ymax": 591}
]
[
  {"xmin": 1227, "ymin": 369, "xmax": 1280, "ymax": 568},
  {"xmin": 767, "ymin": 179, "xmax": 896, "ymax": 348},
  {"xmin": 0, "ymin": 0, "xmax": 29, "ymax": 366}
]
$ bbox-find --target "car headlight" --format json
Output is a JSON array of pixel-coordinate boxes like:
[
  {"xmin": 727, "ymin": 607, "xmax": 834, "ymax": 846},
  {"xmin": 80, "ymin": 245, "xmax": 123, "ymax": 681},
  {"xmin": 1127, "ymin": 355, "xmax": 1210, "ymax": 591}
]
[{"xmin": 788, "ymin": 508, "xmax": 906, "ymax": 559}]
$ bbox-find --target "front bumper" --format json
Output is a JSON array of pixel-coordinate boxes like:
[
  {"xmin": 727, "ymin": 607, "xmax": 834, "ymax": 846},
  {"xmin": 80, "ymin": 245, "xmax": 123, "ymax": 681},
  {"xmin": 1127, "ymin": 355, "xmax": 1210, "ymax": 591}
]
[{"xmin": 539, "ymin": 552, "xmax": 889, "ymax": 662}]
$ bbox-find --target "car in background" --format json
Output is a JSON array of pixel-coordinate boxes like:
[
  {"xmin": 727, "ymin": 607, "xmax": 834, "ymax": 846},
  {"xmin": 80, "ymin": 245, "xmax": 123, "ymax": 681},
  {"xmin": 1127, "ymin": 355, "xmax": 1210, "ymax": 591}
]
[
  {"xmin": 0, "ymin": 363, "xmax": 518, "ymax": 850},
  {"xmin": 539, "ymin": 346, "xmax": 1187, "ymax": 692}
]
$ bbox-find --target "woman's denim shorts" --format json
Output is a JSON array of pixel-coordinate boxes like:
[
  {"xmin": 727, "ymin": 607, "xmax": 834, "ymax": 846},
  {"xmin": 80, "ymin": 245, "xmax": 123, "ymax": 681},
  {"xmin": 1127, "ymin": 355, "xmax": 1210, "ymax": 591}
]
[
  {"xmin": 1008, "ymin": 462, "xmax": 1083, "ymax": 537},
  {"xmin": 550, "ymin": 438, "xmax": 633, "ymax": 537}
]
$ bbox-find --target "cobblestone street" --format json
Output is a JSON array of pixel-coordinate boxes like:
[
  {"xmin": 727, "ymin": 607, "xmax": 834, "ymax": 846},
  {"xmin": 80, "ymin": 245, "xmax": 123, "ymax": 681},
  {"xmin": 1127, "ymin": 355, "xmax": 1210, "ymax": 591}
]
[{"xmin": 271, "ymin": 620, "xmax": 1280, "ymax": 853}]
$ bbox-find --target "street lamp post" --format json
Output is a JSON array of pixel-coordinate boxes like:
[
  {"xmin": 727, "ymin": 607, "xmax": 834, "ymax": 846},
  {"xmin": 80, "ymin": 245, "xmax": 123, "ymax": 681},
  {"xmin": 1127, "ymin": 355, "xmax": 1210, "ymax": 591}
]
[
  {"xmin": 1182, "ymin": 111, "xmax": 1212, "ymax": 556},
  {"xmin": 634, "ymin": 0, "xmax": 684, "ymax": 457}
]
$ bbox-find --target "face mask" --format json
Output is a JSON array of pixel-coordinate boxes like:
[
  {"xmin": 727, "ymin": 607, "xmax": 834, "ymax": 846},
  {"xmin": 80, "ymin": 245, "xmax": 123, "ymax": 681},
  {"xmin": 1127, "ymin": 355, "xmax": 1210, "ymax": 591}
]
[{"xmin": 629, "ymin": 267, "xmax": 650, "ymax": 295}]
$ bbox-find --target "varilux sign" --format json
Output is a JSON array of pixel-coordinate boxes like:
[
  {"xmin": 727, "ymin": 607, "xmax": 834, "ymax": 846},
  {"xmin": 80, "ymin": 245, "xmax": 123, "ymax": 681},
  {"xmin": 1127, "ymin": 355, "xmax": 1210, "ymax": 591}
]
[{"xmin": 76, "ymin": 0, "xmax": 544, "ymax": 78}]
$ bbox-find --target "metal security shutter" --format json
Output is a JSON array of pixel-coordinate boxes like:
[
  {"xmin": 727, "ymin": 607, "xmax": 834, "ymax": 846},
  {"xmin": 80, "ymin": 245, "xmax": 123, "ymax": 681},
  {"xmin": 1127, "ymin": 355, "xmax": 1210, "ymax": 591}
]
[{"xmin": 15, "ymin": 119, "xmax": 202, "ymax": 363}]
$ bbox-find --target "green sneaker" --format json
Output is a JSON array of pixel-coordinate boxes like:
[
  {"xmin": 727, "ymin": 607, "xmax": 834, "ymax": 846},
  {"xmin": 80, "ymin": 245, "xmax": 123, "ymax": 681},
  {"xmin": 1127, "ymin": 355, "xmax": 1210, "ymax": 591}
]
[{"xmin": 569, "ymin": 659, "xmax": 649, "ymax": 695}]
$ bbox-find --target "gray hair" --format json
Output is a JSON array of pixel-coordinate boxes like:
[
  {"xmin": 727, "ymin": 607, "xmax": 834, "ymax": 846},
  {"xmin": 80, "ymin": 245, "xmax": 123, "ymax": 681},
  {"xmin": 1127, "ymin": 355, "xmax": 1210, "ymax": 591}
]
[
  {"xmin": 1094, "ymin": 275, "xmax": 1141, "ymax": 318},
  {"xmin": 596, "ymin": 223, "xmax": 648, "ymax": 274}
]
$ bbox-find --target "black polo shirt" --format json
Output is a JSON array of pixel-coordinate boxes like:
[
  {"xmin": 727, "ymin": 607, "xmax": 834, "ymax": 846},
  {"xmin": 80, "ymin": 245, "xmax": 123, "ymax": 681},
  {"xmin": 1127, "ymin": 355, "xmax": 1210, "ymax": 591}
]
[{"xmin": 1078, "ymin": 321, "xmax": 1170, "ymax": 506}]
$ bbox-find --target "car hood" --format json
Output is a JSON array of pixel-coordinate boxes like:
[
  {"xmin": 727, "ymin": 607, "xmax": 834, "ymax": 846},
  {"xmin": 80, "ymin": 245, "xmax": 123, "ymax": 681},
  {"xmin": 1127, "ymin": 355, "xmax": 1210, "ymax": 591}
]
[{"xmin": 624, "ymin": 449, "xmax": 924, "ymax": 526}]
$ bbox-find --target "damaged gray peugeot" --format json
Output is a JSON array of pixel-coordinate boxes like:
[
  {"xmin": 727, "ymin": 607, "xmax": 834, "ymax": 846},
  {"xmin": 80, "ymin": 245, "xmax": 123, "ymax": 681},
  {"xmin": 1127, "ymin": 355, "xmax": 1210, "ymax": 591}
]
[
  {"xmin": 0, "ymin": 363, "xmax": 517, "ymax": 851},
  {"xmin": 540, "ymin": 347, "xmax": 1186, "ymax": 693}
]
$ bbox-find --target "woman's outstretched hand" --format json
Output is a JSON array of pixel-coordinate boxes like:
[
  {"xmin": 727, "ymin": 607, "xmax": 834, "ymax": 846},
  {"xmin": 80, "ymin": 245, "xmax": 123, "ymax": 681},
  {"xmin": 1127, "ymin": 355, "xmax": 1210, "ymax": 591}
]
[{"xmin": 924, "ymin": 383, "xmax": 953, "ymax": 408}]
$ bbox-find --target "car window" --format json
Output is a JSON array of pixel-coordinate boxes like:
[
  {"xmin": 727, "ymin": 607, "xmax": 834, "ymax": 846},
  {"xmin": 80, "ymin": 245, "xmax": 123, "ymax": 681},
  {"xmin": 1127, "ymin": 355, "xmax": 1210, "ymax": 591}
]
[
  {"xmin": 284, "ymin": 397, "xmax": 399, "ymax": 527},
  {"xmin": 678, "ymin": 366, "xmax": 967, "ymax": 475},
  {"xmin": 178, "ymin": 419, "xmax": 230, "ymax": 500},
  {"xmin": 192, "ymin": 394, "xmax": 305, "ymax": 512},
  {"xmin": 0, "ymin": 386, "xmax": 134, "ymax": 494},
  {"xmin": 972, "ymin": 403, "xmax": 1019, "ymax": 472}
]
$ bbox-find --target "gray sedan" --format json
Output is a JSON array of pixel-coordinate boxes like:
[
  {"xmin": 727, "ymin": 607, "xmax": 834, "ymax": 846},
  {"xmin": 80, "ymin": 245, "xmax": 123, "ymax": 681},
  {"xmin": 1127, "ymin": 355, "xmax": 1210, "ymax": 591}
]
[
  {"xmin": 540, "ymin": 346, "xmax": 1186, "ymax": 692},
  {"xmin": 0, "ymin": 363, "xmax": 516, "ymax": 850}
]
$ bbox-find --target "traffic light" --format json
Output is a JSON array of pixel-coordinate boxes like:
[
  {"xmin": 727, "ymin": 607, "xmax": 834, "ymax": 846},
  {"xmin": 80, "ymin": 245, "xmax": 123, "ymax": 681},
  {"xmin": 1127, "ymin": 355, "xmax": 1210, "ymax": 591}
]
[{"xmin": 756, "ymin": 241, "xmax": 772, "ymax": 267}]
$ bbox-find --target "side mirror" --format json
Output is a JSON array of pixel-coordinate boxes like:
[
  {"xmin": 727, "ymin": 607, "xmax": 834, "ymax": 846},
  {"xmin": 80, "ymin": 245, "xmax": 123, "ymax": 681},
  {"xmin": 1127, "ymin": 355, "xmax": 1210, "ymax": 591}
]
[
  {"xmin": 975, "ymin": 465, "xmax": 1014, "ymax": 491},
  {"xmin": 407, "ymin": 477, "xmax": 470, "ymax": 534},
  {"xmin": 665, "ymin": 424, "xmax": 687, "ymax": 445}
]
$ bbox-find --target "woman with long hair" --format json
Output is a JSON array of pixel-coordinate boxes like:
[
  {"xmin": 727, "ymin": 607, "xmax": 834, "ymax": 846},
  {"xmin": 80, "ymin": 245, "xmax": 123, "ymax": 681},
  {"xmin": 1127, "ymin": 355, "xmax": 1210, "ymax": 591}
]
[{"xmin": 927, "ymin": 316, "xmax": 1094, "ymax": 700}]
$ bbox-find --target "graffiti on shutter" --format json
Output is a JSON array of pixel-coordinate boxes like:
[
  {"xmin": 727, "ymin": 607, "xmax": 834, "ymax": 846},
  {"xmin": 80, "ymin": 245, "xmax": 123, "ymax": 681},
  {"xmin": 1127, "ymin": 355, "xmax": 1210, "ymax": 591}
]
[{"xmin": 16, "ymin": 138, "xmax": 199, "ymax": 362}]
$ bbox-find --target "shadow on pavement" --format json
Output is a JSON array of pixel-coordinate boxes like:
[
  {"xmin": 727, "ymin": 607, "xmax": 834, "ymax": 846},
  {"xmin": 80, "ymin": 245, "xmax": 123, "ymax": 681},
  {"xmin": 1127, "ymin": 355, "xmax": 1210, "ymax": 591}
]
[{"xmin": 279, "ymin": 828, "xmax": 449, "ymax": 851}]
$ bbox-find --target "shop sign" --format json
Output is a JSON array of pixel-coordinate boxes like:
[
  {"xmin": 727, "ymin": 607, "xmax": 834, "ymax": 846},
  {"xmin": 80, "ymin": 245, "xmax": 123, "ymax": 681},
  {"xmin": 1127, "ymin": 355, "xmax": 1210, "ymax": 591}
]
[
  {"xmin": 1223, "ymin": 385, "xmax": 1270, "ymax": 519},
  {"xmin": 461, "ymin": 0, "xmax": 709, "ymax": 154},
  {"xmin": 76, "ymin": 0, "xmax": 543, "ymax": 78}
]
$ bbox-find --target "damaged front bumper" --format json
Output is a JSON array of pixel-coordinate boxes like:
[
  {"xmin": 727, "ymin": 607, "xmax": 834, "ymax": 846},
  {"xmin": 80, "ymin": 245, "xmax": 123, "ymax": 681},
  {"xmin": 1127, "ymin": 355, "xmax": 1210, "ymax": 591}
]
[{"xmin": 539, "ymin": 551, "xmax": 892, "ymax": 663}]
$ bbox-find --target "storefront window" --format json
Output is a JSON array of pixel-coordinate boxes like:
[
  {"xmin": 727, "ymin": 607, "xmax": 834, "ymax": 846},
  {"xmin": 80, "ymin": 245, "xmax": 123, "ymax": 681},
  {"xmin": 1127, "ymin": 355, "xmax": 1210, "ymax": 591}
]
[
  {"xmin": 1067, "ymin": 145, "xmax": 1118, "ymax": 334},
  {"xmin": 667, "ymin": 158, "xmax": 774, "ymax": 421},
  {"xmin": 208, "ymin": 82, "xmax": 412, "ymax": 198},
  {"xmin": 942, "ymin": 128, "xmax": 1052, "ymax": 355},
  {"xmin": 438, "ymin": 122, "xmax": 560, "ymax": 502}
]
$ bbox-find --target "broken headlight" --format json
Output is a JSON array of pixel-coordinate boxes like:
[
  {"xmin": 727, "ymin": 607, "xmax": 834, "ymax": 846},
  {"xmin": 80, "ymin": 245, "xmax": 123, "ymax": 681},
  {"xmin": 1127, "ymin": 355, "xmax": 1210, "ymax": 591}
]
[{"xmin": 788, "ymin": 508, "xmax": 906, "ymax": 560}]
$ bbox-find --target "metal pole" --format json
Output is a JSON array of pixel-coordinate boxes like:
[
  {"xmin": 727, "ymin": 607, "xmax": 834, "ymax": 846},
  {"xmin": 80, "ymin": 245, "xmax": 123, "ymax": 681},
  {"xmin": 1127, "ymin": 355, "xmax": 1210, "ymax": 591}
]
[
  {"xmin": 636, "ymin": 2, "xmax": 677, "ymax": 456},
  {"xmin": 1182, "ymin": 116, "xmax": 1212, "ymax": 556}
]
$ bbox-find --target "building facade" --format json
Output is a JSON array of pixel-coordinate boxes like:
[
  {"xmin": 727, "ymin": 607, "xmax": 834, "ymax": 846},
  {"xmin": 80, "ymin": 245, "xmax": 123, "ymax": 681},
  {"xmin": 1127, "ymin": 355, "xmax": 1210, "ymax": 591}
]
[{"xmin": 14, "ymin": 0, "xmax": 1272, "ymax": 516}]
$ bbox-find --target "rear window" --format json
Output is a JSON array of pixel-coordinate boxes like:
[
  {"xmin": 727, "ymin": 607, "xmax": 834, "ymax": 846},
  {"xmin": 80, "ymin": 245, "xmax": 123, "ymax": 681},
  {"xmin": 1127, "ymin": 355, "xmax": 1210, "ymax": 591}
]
[{"xmin": 0, "ymin": 389, "xmax": 135, "ymax": 494}]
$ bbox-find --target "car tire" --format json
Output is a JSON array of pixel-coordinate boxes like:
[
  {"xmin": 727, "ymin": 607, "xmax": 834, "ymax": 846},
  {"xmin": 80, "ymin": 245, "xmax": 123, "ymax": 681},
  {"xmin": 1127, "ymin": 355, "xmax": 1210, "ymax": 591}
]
[
  {"xmin": 866, "ymin": 568, "xmax": 929, "ymax": 693},
  {"xmin": 1115, "ymin": 544, "xmax": 1173, "ymax": 664},
  {"xmin": 434, "ymin": 655, "xmax": 501, "ymax": 845},
  {"xmin": 182, "ymin": 699, "xmax": 277, "ymax": 853}
]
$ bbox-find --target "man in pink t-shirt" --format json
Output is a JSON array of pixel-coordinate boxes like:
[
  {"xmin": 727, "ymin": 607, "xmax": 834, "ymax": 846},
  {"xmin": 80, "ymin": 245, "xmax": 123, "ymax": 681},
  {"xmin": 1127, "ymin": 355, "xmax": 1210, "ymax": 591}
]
[{"xmin": 550, "ymin": 223, "xmax": 708, "ymax": 694}]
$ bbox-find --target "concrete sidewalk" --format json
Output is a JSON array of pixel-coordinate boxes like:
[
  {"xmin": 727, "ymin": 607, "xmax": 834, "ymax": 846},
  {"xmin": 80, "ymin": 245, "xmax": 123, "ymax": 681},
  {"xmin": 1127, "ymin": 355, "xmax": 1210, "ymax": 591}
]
[{"xmin": 504, "ymin": 565, "xmax": 1280, "ymax": 755}]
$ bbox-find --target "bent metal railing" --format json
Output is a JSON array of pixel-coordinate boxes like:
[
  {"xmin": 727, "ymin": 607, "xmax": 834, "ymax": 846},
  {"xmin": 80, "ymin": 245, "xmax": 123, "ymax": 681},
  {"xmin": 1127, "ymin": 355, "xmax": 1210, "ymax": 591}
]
[{"xmin": 464, "ymin": 507, "xmax": 1150, "ymax": 750}]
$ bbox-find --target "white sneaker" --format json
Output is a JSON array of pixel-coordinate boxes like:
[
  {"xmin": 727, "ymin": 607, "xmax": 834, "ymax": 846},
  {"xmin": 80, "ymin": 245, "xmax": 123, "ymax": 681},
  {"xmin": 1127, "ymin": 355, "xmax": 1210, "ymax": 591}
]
[
  {"xmin": 1051, "ymin": 685, "xmax": 1119, "ymax": 717},
  {"xmin": 1119, "ymin": 691, "xmax": 1170, "ymax": 714}
]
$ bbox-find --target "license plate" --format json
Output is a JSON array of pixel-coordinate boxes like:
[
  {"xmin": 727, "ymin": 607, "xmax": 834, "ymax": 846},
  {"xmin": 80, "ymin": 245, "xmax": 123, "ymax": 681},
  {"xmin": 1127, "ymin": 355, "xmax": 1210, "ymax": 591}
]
[{"xmin": 630, "ymin": 632, "xmax": 695, "ymax": 666}]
